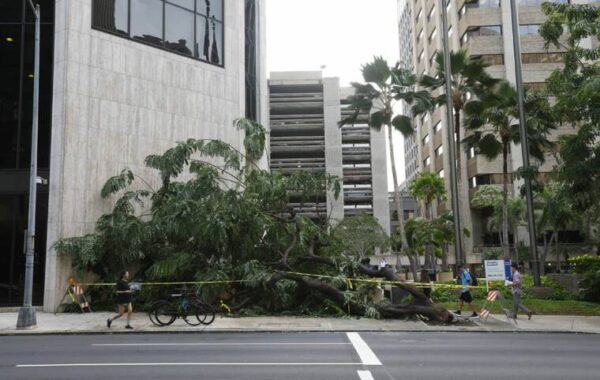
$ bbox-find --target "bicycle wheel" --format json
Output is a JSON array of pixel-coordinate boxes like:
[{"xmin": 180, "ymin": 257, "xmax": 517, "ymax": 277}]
[
  {"xmin": 194, "ymin": 302, "xmax": 216, "ymax": 325},
  {"xmin": 147, "ymin": 301, "xmax": 163, "ymax": 327},
  {"xmin": 183, "ymin": 305, "xmax": 202, "ymax": 326},
  {"xmin": 153, "ymin": 300, "xmax": 176, "ymax": 326}
]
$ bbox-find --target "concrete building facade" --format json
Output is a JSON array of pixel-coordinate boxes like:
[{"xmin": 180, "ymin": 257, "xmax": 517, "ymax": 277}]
[
  {"xmin": 269, "ymin": 71, "xmax": 391, "ymax": 234},
  {"xmin": 398, "ymin": 0, "xmax": 589, "ymax": 264},
  {"xmin": 0, "ymin": 0, "xmax": 267, "ymax": 309}
]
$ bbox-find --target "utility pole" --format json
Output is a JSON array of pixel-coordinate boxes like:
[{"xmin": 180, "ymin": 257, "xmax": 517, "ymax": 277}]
[
  {"xmin": 439, "ymin": 0, "xmax": 463, "ymax": 265},
  {"xmin": 17, "ymin": 0, "xmax": 41, "ymax": 329},
  {"xmin": 508, "ymin": 0, "xmax": 541, "ymax": 286}
]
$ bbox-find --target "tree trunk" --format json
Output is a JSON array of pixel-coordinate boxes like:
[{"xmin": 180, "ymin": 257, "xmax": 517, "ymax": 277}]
[
  {"xmin": 555, "ymin": 229, "xmax": 560, "ymax": 273},
  {"xmin": 453, "ymin": 106, "xmax": 467, "ymax": 265},
  {"xmin": 514, "ymin": 226, "xmax": 520, "ymax": 263},
  {"xmin": 388, "ymin": 124, "xmax": 408, "ymax": 271},
  {"xmin": 502, "ymin": 143, "xmax": 510, "ymax": 259},
  {"xmin": 270, "ymin": 267, "xmax": 452, "ymax": 322}
]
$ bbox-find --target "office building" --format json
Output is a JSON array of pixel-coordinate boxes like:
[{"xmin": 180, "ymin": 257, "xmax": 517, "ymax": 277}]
[
  {"xmin": 0, "ymin": 0, "xmax": 267, "ymax": 309},
  {"xmin": 398, "ymin": 0, "xmax": 588, "ymax": 263}
]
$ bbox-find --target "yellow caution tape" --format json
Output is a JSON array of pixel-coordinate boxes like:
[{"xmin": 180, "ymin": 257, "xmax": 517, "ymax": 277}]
[{"xmin": 73, "ymin": 271, "xmax": 484, "ymax": 290}]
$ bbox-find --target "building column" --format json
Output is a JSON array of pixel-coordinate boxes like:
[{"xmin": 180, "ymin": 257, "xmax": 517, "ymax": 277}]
[
  {"xmin": 371, "ymin": 126, "xmax": 390, "ymax": 235},
  {"xmin": 322, "ymin": 78, "xmax": 344, "ymax": 226}
]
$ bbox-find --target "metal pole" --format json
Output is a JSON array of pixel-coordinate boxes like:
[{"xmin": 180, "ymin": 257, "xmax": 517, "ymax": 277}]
[
  {"xmin": 17, "ymin": 2, "xmax": 40, "ymax": 329},
  {"xmin": 508, "ymin": 0, "xmax": 541, "ymax": 286},
  {"xmin": 439, "ymin": 0, "xmax": 463, "ymax": 265}
]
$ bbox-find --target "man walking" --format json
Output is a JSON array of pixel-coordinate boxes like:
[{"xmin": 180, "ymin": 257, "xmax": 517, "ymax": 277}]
[
  {"xmin": 455, "ymin": 265, "xmax": 478, "ymax": 317},
  {"xmin": 107, "ymin": 271, "xmax": 134, "ymax": 329},
  {"xmin": 509, "ymin": 263, "xmax": 533, "ymax": 320}
]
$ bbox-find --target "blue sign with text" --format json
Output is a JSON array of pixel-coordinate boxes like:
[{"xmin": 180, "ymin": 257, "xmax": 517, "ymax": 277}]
[{"xmin": 504, "ymin": 259, "xmax": 513, "ymax": 281}]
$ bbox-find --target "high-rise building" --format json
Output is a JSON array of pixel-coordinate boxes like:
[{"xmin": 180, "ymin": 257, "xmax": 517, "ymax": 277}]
[
  {"xmin": 398, "ymin": 0, "xmax": 420, "ymax": 185},
  {"xmin": 0, "ymin": 0, "xmax": 267, "ymax": 310},
  {"xmin": 269, "ymin": 71, "xmax": 391, "ymax": 233},
  {"xmin": 398, "ymin": 0, "xmax": 588, "ymax": 263}
]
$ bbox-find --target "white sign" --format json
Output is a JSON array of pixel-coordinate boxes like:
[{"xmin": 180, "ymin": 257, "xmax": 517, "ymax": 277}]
[{"xmin": 484, "ymin": 260, "xmax": 506, "ymax": 281}]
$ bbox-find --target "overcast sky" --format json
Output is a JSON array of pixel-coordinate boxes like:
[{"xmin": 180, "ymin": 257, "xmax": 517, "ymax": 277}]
[{"xmin": 266, "ymin": 0, "xmax": 406, "ymax": 188}]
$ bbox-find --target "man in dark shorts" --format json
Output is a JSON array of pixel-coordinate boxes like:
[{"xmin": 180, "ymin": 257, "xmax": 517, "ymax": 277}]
[
  {"xmin": 107, "ymin": 271, "xmax": 133, "ymax": 329},
  {"xmin": 455, "ymin": 265, "xmax": 478, "ymax": 317}
]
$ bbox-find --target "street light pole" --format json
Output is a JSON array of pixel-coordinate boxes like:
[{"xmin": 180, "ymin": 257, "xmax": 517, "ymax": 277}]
[
  {"xmin": 439, "ymin": 0, "xmax": 463, "ymax": 265},
  {"xmin": 508, "ymin": 0, "xmax": 541, "ymax": 286},
  {"xmin": 17, "ymin": 1, "xmax": 41, "ymax": 329}
]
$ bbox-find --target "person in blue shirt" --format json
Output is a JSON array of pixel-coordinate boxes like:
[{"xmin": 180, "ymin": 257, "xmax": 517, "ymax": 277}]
[{"xmin": 455, "ymin": 265, "xmax": 478, "ymax": 317}]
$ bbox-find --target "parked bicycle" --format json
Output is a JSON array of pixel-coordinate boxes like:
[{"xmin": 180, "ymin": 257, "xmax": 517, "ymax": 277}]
[{"xmin": 148, "ymin": 289, "xmax": 216, "ymax": 327}]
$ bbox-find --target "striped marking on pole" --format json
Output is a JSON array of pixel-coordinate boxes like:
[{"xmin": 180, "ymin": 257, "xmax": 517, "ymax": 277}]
[
  {"xmin": 479, "ymin": 308, "xmax": 490, "ymax": 318},
  {"xmin": 486, "ymin": 291, "xmax": 498, "ymax": 302}
]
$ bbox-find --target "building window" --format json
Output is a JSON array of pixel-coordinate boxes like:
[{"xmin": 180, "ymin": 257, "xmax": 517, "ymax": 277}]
[
  {"xmin": 475, "ymin": 54, "xmax": 504, "ymax": 65},
  {"xmin": 418, "ymin": 49, "xmax": 425, "ymax": 63},
  {"xmin": 92, "ymin": 0, "xmax": 224, "ymax": 66},
  {"xmin": 433, "ymin": 121, "xmax": 442, "ymax": 134},
  {"xmin": 435, "ymin": 145, "xmax": 443, "ymax": 157},
  {"xmin": 448, "ymin": 26, "xmax": 453, "ymax": 37},
  {"xmin": 461, "ymin": 25, "xmax": 502, "ymax": 45},
  {"xmin": 522, "ymin": 52, "xmax": 564, "ymax": 64},
  {"xmin": 438, "ymin": 169, "xmax": 445, "ymax": 178},
  {"xmin": 416, "ymin": 28, "xmax": 423, "ymax": 43},
  {"xmin": 424, "ymin": 156, "xmax": 431, "ymax": 167},
  {"xmin": 519, "ymin": 24, "xmax": 540, "ymax": 35},
  {"xmin": 422, "ymin": 134, "xmax": 430, "ymax": 145}
]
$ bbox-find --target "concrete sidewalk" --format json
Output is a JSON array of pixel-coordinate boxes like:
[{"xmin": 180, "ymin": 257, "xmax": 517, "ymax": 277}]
[{"xmin": 1, "ymin": 312, "xmax": 600, "ymax": 335}]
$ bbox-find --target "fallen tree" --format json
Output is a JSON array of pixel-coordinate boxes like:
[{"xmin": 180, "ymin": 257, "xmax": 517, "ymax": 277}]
[{"xmin": 54, "ymin": 119, "xmax": 451, "ymax": 323}]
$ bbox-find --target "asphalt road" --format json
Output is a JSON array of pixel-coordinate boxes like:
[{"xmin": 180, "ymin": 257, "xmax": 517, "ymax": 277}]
[{"xmin": 1, "ymin": 331, "xmax": 599, "ymax": 380}]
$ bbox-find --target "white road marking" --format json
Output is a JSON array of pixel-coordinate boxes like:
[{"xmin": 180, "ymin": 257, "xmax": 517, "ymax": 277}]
[
  {"xmin": 17, "ymin": 362, "xmax": 362, "ymax": 368},
  {"xmin": 346, "ymin": 332, "xmax": 382, "ymax": 366},
  {"xmin": 357, "ymin": 370, "xmax": 375, "ymax": 380},
  {"xmin": 92, "ymin": 342, "xmax": 351, "ymax": 347}
]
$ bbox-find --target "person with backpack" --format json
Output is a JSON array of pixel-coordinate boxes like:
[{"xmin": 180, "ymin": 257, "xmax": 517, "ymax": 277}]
[{"xmin": 455, "ymin": 265, "xmax": 478, "ymax": 317}]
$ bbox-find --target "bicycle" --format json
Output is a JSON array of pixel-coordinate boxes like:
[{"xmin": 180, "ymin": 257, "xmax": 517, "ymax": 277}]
[{"xmin": 148, "ymin": 290, "xmax": 216, "ymax": 327}]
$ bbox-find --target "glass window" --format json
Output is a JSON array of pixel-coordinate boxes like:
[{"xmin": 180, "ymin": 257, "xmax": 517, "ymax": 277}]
[
  {"xmin": 168, "ymin": 0, "xmax": 195, "ymax": 10},
  {"xmin": 165, "ymin": 4, "xmax": 194, "ymax": 56},
  {"xmin": 519, "ymin": 24, "xmax": 540, "ymax": 35},
  {"xmin": 424, "ymin": 156, "xmax": 431, "ymax": 167},
  {"xmin": 433, "ymin": 121, "xmax": 442, "ymax": 134},
  {"xmin": 438, "ymin": 169, "xmax": 444, "ymax": 178},
  {"xmin": 422, "ymin": 134, "xmax": 430, "ymax": 145},
  {"xmin": 92, "ymin": 0, "xmax": 129, "ymax": 35},
  {"xmin": 198, "ymin": 0, "xmax": 223, "ymax": 22},
  {"xmin": 435, "ymin": 145, "xmax": 443, "ymax": 157},
  {"xmin": 91, "ymin": 0, "xmax": 225, "ymax": 66},
  {"xmin": 131, "ymin": 0, "xmax": 164, "ymax": 47}
]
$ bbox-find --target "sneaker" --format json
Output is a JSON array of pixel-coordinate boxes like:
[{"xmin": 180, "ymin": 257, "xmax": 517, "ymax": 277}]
[
  {"xmin": 527, "ymin": 312, "xmax": 533, "ymax": 320},
  {"xmin": 125, "ymin": 325, "xmax": 133, "ymax": 329},
  {"xmin": 106, "ymin": 319, "xmax": 112, "ymax": 328},
  {"xmin": 471, "ymin": 312, "xmax": 478, "ymax": 318},
  {"xmin": 454, "ymin": 310, "xmax": 461, "ymax": 315}
]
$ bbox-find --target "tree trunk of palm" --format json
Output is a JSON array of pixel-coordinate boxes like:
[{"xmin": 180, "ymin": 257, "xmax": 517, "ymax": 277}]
[
  {"xmin": 387, "ymin": 124, "xmax": 413, "ymax": 279},
  {"xmin": 514, "ymin": 226, "xmax": 520, "ymax": 263},
  {"xmin": 453, "ymin": 106, "xmax": 468, "ymax": 265},
  {"xmin": 502, "ymin": 143, "xmax": 510, "ymax": 259}
]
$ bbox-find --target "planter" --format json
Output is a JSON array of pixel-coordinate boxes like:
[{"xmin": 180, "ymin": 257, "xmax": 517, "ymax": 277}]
[{"xmin": 397, "ymin": 272, "xmax": 407, "ymax": 281}]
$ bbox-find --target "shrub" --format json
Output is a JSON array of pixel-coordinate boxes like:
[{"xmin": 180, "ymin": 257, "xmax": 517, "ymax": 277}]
[
  {"xmin": 570, "ymin": 255, "xmax": 600, "ymax": 275},
  {"xmin": 578, "ymin": 271, "xmax": 600, "ymax": 302}
]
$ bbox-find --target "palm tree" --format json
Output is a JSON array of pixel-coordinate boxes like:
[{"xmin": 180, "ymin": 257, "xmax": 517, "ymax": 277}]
[
  {"xmin": 409, "ymin": 171, "xmax": 447, "ymax": 272},
  {"xmin": 340, "ymin": 57, "xmax": 431, "ymax": 278},
  {"xmin": 463, "ymin": 81, "xmax": 555, "ymax": 259},
  {"xmin": 420, "ymin": 50, "xmax": 498, "ymax": 181}
]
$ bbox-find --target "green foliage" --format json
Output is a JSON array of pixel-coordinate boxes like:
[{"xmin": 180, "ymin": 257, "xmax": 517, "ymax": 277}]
[
  {"xmin": 579, "ymin": 271, "xmax": 600, "ymax": 302},
  {"xmin": 570, "ymin": 255, "xmax": 600, "ymax": 275},
  {"xmin": 540, "ymin": 3, "xmax": 600, "ymax": 212},
  {"xmin": 332, "ymin": 213, "xmax": 390, "ymax": 260}
]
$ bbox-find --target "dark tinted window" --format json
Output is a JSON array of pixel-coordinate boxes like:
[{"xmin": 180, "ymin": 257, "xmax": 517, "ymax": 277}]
[
  {"xmin": 198, "ymin": 0, "xmax": 223, "ymax": 21},
  {"xmin": 0, "ymin": 1, "xmax": 22, "ymax": 23},
  {"xmin": 169, "ymin": 0, "xmax": 195, "ymax": 10}
]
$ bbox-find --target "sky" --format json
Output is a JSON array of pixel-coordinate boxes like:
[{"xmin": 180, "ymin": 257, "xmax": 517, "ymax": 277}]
[{"xmin": 266, "ymin": 0, "xmax": 406, "ymax": 189}]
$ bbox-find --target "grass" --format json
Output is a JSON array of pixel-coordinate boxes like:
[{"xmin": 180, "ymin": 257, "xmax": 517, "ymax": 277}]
[{"xmin": 439, "ymin": 299, "xmax": 600, "ymax": 316}]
